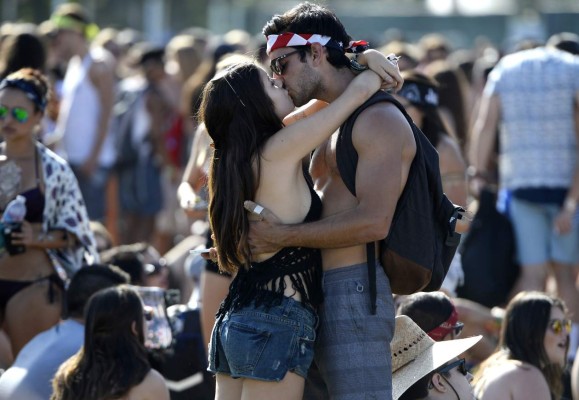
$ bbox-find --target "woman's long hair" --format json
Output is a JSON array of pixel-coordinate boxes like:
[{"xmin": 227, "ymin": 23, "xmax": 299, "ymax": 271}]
[
  {"xmin": 51, "ymin": 285, "xmax": 150, "ymax": 400},
  {"xmin": 424, "ymin": 60, "xmax": 470, "ymax": 151},
  {"xmin": 199, "ymin": 62, "xmax": 283, "ymax": 274},
  {"xmin": 475, "ymin": 291, "xmax": 568, "ymax": 399}
]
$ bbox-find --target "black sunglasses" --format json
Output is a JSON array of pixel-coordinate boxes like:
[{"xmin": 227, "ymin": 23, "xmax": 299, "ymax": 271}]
[
  {"xmin": 270, "ymin": 49, "xmax": 302, "ymax": 75},
  {"xmin": 452, "ymin": 322, "xmax": 464, "ymax": 337},
  {"xmin": 436, "ymin": 358, "xmax": 468, "ymax": 376}
]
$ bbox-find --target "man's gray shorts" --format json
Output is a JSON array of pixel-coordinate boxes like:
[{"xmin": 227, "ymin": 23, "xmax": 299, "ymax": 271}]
[{"xmin": 312, "ymin": 262, "xmax": 395, "ymax": 400}]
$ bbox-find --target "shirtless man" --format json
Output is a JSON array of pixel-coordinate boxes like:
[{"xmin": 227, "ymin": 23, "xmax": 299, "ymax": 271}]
[{"xmin": 245, "ymin": 3, "xmax": 415, "ymax": 399}]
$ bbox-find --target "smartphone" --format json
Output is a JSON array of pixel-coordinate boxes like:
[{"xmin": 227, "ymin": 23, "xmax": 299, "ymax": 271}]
[{"xmin": 189, "ymin": 248, "xmax": 211, "ymax": 256}]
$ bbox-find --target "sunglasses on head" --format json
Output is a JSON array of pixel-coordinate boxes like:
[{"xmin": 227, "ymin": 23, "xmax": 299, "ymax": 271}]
[
  {"xmin": 270, "ymin": 49, "xmax": 303, "ymax": 76},
  {"xmin": 549, "ymin": 318, "xmax": 571, "ymax": 335},
  {"xmin": 0, "ymin": 105, "xmax": 29, "ymax": 123},
  {"xmin": 436, "ymin": 358, "xmax": 468, "ymax": 376}
]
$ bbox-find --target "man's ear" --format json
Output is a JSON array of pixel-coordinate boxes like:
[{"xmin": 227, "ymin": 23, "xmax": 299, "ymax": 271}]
[
  {"xmin": 309, "ymin": 42, "xmax": 325, "ymax": 67},
  {"xmin": 429, "ymin": 373, "xmax": 448, "ymax": 393}
]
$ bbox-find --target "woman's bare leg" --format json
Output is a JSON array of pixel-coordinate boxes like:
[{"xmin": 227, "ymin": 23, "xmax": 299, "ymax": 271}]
[
  {"xmin": 215, "ymin": 373, "xmax": 243, "ymax": 400},
  {"xmin": 242, "ymin": 372, "xmax": 305, "ymax": 400}
]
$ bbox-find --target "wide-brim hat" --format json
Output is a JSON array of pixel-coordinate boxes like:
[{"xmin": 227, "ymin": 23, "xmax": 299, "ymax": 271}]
[{"xmin": 392, "ymin": 315, "xmax": 482, "ymax": 400}]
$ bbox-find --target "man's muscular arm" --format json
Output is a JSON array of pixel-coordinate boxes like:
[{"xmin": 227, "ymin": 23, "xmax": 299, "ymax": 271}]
[{"xmin": 247, "ymin": 103, "xmax": 414, "ymax": 252}]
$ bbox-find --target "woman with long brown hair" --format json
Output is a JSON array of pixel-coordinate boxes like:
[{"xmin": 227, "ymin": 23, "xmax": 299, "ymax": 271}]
[
  {"xmin": 474, "ymin": 291, "xmax": 570, "ymax": 400},
  {"xmin": 51, "ymin": 285, "xmax": 169, "ymax": 399}
]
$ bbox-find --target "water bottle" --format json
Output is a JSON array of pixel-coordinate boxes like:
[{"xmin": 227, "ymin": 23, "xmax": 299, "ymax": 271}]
[
  {"xmin": 2, "ymin": 195, "xmax": 27, "ymax": 255},
  {"xmin": 1, "ymin": 195, "xmax": 27, "ymax": 223}
]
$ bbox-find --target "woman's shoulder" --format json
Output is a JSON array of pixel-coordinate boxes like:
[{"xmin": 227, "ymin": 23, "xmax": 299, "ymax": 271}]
[
  {"xmin": 476, "ymin": 359, "xmax": 550, "ymax": 399},
  {"xmin": 127, "ymin": 369, "xmax": 170, "ymax": 400},
  {"xmin": 37, "ymin": 142, "xmax": 71, "ymax": 170}
]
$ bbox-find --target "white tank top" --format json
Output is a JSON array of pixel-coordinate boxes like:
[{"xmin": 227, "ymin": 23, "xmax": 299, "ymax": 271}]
[{"xmin": 58, "ymin": 48, "xmax": 116, "ymax": 167}]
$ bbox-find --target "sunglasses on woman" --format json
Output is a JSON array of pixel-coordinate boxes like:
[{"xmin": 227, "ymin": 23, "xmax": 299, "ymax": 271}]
[
  {"xmin": 549, "ymin": 318, "xmax": 571, "ymax": 335},
  {"xmin": 436, "ymin": 358, "xmax": 468, "ymax": 376},
  {"xmin": 0, "ymin": 105, "xmax": 30, "ymax": 123}
]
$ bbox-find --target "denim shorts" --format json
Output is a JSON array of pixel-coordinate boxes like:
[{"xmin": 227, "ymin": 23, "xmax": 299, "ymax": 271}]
[
  {"xmin": 208, "ymin": 296, "xmax": 317, "ymax": 382},
  {"xmin": 509, "ymin": 197, "xmax": 579, "ymax": 266}
]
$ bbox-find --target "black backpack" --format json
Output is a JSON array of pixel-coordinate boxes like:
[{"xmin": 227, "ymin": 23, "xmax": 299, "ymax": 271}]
[
  {"xmin": 457, "ymin": 188, "xmax": 520, "ymax": 308},
  {"xmin": 336, "ymin": 91, "xmax": 463, "ymax": 313}
]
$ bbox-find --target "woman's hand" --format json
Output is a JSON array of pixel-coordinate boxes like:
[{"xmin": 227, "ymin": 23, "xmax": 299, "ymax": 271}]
[
  {"xmin": 553, "ymin": 208, "xmax": 574, "ymax": 235},
  {"xmin": 357, "ymin": 50, "xmax": 403, "ymax": 92},
  {"xmin": 9, "ymin": 220, "xmax": 34, "ymax": 247},
  {"xmin": 10, "ymin": 223, "xmax": 70, "ymax": 249},
  {"xmin": 177, "ymin": 181, "xmax": 208, "ymax": 219}
]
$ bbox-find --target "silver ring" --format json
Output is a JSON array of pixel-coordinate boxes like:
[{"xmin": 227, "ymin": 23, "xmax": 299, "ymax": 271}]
[
  {"xmin": 387, "ymin": 55, "xmax": 401, "ymax": 65},
  {"xmin": 253, "ymin": 205, "xmax": 264, "ymax": 215}
]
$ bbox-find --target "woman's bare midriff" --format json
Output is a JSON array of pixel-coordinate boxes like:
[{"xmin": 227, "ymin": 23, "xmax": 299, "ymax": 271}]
[{"xmin": 0, "ymin": 248, "xmax": 54, "ymax": 281}]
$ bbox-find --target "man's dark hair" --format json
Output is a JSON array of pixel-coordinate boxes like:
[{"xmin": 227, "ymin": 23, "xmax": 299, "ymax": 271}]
[
  {"xmin": 262, "ymin": 2, "xmax": 351, "ymax": 69},
  {"xmin": 397, "ymin": 291, "xmax": 454, "ymax": 333},
  {"xmin": 99, "ymin": 243, "xmax": 150, "ymax": 285},
  {"xmin": 129, "ymin": 42, "xmax": 165, "ymax": 66},
  {"xmin": 399, "ymin": 366, "xmax": 453, "ymax": 400},
  {"xmin": 547, "ymin": 32, "xmax": 579, "ymax": 55},
  {"xmin": 399, "ymin": 370, "xmax": 432, "ymax": 400},
  {"xmin": 66, "ymin": 264, "xmax": 130, "ymax": 319}
]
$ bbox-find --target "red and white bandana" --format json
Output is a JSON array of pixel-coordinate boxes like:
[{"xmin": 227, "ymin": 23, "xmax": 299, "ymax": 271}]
[
  {"xmin": 427, "ymin": 308, "xmax": 459, "ymax": 341},
  {"xmin": 266, "ymin": 32, "xmax": 368, "ymax": 55}
]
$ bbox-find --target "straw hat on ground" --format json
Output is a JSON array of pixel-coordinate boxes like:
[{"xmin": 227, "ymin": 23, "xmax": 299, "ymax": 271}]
[{"xmin": 392, "ymin": 315, "xmax": 482, "ymax": 400}]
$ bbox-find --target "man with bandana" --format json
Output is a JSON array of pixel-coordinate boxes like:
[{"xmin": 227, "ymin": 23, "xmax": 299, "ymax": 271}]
[{"xmin": 245, "ymin": 3, "xmax": 413, "ymax": 399}]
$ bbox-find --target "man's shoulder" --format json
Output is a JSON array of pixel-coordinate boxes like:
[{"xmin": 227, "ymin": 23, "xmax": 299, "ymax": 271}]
[{"xmin": 352, "ymin": 99, "xmax": 413, "ymax": 140}]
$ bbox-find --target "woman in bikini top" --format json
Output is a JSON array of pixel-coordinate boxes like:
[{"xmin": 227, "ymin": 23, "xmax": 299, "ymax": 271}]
[{"xmin": 0, "ymin": 68, "xmax": 97, "ymax": 360}]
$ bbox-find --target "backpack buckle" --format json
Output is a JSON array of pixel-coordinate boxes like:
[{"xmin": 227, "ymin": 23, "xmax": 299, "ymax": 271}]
[{"xmin": 445, "ymin": 207, "xmax": 463, "ymax": 246}]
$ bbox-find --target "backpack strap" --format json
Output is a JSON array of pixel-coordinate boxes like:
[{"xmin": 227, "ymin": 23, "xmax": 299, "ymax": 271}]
[{"xmin": 336, "ymin": 90, "xmax": 418, "ymax": 314}]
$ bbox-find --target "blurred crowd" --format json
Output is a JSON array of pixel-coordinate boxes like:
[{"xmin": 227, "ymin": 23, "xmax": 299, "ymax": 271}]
[{"xmin": 0, "ymin": 1, "xmax": 578, "ymax": 399}]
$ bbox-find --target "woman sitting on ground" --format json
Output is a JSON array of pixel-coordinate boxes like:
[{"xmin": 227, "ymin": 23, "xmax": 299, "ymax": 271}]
[
  {"xmin": 51, "ymin": 285, "xmax": 169, "ymax": 399},
  {"xmin": 473, "ymin": 291, "xmax": 570, "ymax": 400}
]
